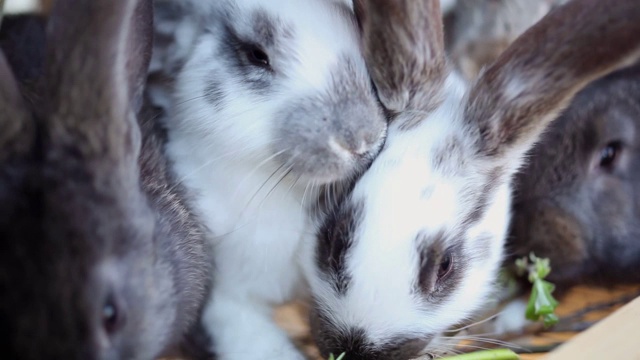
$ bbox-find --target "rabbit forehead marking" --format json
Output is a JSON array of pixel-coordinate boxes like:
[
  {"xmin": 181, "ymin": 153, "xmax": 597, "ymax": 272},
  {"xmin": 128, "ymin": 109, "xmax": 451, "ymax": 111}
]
[{"xmin": 315, "ymin": 198, "xmax": 365, "ymax": 295}]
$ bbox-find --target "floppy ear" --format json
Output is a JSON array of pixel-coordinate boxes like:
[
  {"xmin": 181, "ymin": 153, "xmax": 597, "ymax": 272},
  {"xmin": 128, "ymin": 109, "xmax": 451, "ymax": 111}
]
[
  {"xmin": 465, "ymin": 0, "xmax": 640, "ymax": 159},
  {"xmin": 44, "ymin": 0, "xmax": 153, "ymax": 169},
  {"xmin": 354, "ymin": 0, "xmax": 446, "ymax": 117},
  {"xmin": 0, "ymin": 49, "xmax": 33, "ymax": 161}
]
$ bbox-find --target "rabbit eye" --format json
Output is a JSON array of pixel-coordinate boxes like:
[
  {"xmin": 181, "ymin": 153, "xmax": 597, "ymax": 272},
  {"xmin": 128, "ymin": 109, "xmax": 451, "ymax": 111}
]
[
  {"xmin": 599, "ymin": 141, "xmax": 622, "ymax": 170},
  {"xmin": 437, "ymin": 253, "xmax": 453, "ymax": 281},
  {"xmin": 102, "ymin": 297, "xmax": 125, "ymax": 334},
  {"xmin": 245, "ymin": 45, "xmax": 270, "ymax": 68}
]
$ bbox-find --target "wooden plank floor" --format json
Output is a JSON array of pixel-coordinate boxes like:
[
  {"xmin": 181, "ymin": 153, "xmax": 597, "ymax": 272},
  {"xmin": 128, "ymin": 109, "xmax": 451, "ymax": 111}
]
[{"xmin": 275, "ymin": 285, "xmax": 640, "ymax": 359}]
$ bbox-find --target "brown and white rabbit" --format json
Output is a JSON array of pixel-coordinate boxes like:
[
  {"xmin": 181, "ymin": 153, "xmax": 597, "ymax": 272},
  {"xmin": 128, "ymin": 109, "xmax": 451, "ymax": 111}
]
[
  {"xmin": 302, "ymin": 0, "xmax": 640, "ymax": 358},
  {"xmin": 507, "ymin": 63, "xmax": 640, "ymax": 291},
  {"xmin": 0, "ymin": 0, "xmax": 212, "ymax": 359}
]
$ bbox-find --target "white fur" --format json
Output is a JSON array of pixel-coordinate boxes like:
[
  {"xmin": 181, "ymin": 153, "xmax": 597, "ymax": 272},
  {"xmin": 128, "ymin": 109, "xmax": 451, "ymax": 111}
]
[
  {"xmin": 303, "ymin": 73, "xmax": 518, "ymax": 357},
  {"xmin": 163, "ymin": 1, "xmax": 379, "ymax": 359}
]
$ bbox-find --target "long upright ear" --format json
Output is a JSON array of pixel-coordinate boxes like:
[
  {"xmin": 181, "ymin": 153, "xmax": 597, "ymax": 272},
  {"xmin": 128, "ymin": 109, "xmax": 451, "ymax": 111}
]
[
  {"xmin": 354, "ymin": 0, "xmax": 446, "ymax": 117},
  {"xmin": 0, "ymin": 49, "xmax": 33, "ymax": 161},
  {"xmin": 466, "ymin": 0, "xmax": 640, "ymax": 159},
  {"xmin": 44, "ymin": 0, "xmax": 153, "ymax": 172}
]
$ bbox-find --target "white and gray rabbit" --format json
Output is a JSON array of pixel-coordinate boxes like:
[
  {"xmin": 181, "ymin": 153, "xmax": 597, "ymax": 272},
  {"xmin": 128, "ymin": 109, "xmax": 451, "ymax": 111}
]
[
  {"xmin": 149, "ymin": 0, "xmax": 387, "ymax": 359},
  {"xmin": 0, "ymin": 0, "xmax": 212, "ymax": 359},
  {"xmin": 302, "ymin": 0, "xmax": 640, "ymax": 358}
]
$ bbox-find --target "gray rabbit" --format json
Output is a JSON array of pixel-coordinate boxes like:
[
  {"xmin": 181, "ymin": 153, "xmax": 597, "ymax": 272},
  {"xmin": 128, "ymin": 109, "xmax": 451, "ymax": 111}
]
[
  {"xmin": 0, "ymin": 0, "xmax": 212, "ymax": 359},
  {"xmin": 507, "ymin": 64, "xmax": 640, "ymax": 290}
]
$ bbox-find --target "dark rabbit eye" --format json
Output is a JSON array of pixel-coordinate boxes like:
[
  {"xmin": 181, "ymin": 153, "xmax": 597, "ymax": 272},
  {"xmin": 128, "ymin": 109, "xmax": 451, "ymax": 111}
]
[
  {"xmin": 437, "ymin": 253, "xmax": 453, "ymax": 281},
  {"xmin": 599, "ymin": 141, "xmax": 622, "ymax": 170},
  {"xmin": 246, "ymin": 45, "xmax": 270, "ymax": 68},
  {"xmin": 102, "ymin": 297, "xmax": 125, "ymax": 334}
]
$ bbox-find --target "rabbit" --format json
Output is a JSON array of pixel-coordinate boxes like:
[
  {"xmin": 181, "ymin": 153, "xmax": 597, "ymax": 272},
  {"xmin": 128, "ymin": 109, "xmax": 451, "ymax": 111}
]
[
  {"xmin": 442, "ymin": 0, "xmax": 565, "ymax": 82},
  {"xmin": 299, "ymin": 0, "xmax": 640, "ymax": 358},
  {"xmin": 148, "ymin": 0, "xmax": 387, "ymax": 359},
  {"xmin": 506, "ymin": 63, "xmax": 640, "ymax": 292},
  {"xmin": 0, "ymin": 0, "xmax": 213, "ymax": 358}
]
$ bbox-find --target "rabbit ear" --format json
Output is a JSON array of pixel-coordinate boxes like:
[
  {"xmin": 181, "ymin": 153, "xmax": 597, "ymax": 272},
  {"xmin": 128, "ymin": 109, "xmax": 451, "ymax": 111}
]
[
  {"xmin": 44, "ymin": 0, "xmax": 153, "ymax": 164},
  {"xmin": 465, "ymin": 0, "xmax": 640, "ymax": 160},
  {"xmin": 355, "ymin": 0, "xmax": 446, "ymax": 117},
  {"xmin": 146, "ymin": 0, "xmax": 201, "ymax": 112},
  {"xmin": 0, "ymin": 49, "xmax": 33, "ymax": 160}
]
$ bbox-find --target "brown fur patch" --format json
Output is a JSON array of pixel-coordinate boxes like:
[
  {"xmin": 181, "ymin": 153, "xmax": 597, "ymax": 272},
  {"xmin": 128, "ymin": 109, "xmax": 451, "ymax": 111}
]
[
  {"xmin": 355, "ymin": 0, "xmax": 447, "ymax": 128},
  {"xmin": 465, "ymin": 0, "xmax": 640, "ymax": 158}
]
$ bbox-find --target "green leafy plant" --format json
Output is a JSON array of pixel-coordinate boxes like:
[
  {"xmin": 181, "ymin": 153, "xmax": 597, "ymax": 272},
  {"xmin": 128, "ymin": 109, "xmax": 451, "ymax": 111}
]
[
  {"xmin": 516, "ymin": 253, "xmax": 559, "ymax": 328},
  {"xmin": 328, "ymin": 353, "xmax": 346, "ymax": 360},
  {"xmin": 440, "ymin": 349, "xmax": 520, "ymax": 360}
]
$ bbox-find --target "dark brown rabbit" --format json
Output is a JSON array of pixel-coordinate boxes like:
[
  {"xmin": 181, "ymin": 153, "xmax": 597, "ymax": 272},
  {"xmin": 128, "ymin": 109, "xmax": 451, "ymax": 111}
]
[
  {"xmin": 0, "ymin": 0, "xmax": 212, "ymax": 359},
  {"xmin": 507, "ymin": 63, "xmax": 640, "ymax": 291}
]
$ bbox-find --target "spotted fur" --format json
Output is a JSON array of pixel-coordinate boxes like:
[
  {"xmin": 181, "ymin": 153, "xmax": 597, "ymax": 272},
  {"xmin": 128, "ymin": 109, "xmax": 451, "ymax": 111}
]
[
  {"xmin": 304, "ymin": 0, "xmax": 640, "ymax": 358},
  {"xmin": 149, "ymin": 0, "xmax": 387, "ymax": 359}
]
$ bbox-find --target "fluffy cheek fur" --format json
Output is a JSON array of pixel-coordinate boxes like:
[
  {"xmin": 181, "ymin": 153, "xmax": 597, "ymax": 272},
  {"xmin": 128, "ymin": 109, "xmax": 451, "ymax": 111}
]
[
  {"xmin": 167, "ymin": 7, "xmax": 386, "ymax": 184},
  {"xmin": 169, "ymin": 34, "xmax": 277, "ymax": 162}
]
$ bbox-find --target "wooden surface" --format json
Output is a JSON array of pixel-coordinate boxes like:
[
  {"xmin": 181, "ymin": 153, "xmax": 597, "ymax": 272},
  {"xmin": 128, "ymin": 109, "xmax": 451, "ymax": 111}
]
[
  {"xmin": 522, "ymin": 285, "xmax": 640, "ymax": 359},
  {"xmin": 275, "ymin": 285, "xmax": 640, "ymax": 360},
  {"xmin": 544, "ymin": 294, "xmax": 640, "ymax": 360}
]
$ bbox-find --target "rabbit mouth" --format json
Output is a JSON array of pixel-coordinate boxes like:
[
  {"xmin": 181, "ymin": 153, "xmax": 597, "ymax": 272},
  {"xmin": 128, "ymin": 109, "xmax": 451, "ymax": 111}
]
[{"xmin": 274, "ymin": 144, "xmax": 375, "ymax": 184}]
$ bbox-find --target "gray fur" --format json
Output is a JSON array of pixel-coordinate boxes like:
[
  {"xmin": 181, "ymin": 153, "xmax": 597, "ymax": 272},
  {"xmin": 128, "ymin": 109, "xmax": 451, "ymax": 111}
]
[
  {"xmin": 204, "ymin": 72, "xmax": 225, "ymax": 108},
  {"xmin": 0, "ymin": 1, "xmax": 213, "ymax": 359},
  {"xmin": 508, "ymin": 64, "xmax": 640, "ymax": 290},
  {"xmin": 275, "ymin": 55, "xmax": 385, "ymax": 180}
]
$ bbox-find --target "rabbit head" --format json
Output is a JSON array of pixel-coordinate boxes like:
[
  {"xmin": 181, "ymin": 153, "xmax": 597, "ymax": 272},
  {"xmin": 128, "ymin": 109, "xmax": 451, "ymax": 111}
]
[
  {"xmin": 163, "ymin": 0, "xmax": 386, "ymax": 184},
  {"xmin": 0, "ymin": 0, "xmax": 208, "ymax": 358},
  {"xmin": 508, "ymin": 64, "xmax": 640, "ymax": 289},
  {"xmin": 303, "ymin": 0, "xmax": 640, "ymax": 358}
]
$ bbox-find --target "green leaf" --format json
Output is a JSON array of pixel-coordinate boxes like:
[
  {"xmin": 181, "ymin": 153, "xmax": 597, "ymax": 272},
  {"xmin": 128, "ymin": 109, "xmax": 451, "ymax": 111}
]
[
  {"xmin": 534, "ymin": 257, "xmax": 551, "ymax": 279},
  {"xmin": 328, "ymin": 353, "xmax": 346, "ymax": 360},
  {"xmin": 534, "ymin": 280, "xmax": 558, "ymax": 315},
  {"xmin": 543, "ymin": 313, "xmax": 559, "ymax": 327},
  {"xmin": 439, "ymin": 349, "xmax": 520, "ymax": 359},
  {"xmin": 518, "ymin": 253, "xmax": 559, "ymax": 328}
]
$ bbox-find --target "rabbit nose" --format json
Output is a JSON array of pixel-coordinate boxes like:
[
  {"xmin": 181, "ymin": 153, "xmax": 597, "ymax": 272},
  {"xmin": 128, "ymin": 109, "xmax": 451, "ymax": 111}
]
[
  {"xmin": 330, "ymin": 124, "xmax": 386, "ymax": 158},
  {"xmin": 321, "ymin": 330, "xmax": 430, "ymax": 360},
  {"xmin": 329, "ymin": 137, "xmax": 375, "ymax": 157}
]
